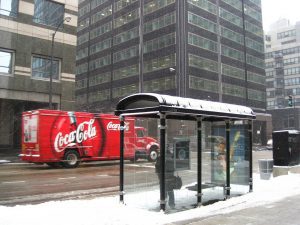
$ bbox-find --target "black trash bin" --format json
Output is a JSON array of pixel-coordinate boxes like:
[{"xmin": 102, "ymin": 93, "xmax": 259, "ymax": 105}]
[{"xmin": 273, "ymin": 130, "xmax": 300, "ymax": 166}]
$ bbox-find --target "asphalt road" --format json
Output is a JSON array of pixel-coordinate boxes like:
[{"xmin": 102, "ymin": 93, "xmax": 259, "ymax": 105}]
[
  {"xmin": 0, "ymin": 160, "xmax": 158, "ymax": 206},
  {"xmin": 0, "ymin": 150, "xmax": 272, "ymax": 206}
]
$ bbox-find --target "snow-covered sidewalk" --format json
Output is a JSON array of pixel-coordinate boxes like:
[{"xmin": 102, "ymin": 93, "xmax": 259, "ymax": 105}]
[{"xmin": 1, "ymin": 173, "xmax": 300, "ymax": 225}]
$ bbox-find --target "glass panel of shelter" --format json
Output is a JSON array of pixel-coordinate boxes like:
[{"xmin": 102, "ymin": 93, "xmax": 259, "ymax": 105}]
[
  {"xmin": 123, "ymin": 117, "xmax": 161, "ymax": 211},
  {"xmin": 122, "ymin": 117, "xmax": 250, "ymax": 212}
]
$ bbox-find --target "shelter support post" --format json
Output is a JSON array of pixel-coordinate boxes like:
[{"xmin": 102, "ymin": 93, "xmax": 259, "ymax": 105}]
[
  {"xmin": 119, "ymin": 116, "xmax": 125, "ymax": 203},
  {"xmin": 248, "ymin": 120, "xmax": 253, "ymax": 192},
  {"xmin": 159, "ymin": 113, "xmax": 166, "ymax": 211},
  {"xmin": 197, "ymin": 117, "xmax": 203, "ymax": 206},
  {"xmin": 225, "ymin": 120, "xmax": 231, "ymax": 199}
]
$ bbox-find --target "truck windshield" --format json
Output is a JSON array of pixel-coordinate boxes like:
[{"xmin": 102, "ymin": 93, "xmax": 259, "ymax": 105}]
[{"xmin": 136, "ymin": 129, "xmax": 144, "ymax": 137}]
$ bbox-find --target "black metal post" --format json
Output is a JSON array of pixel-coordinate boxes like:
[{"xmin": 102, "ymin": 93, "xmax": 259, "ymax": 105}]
[
  {"xmin": 119, "ymin": 116, "xmax": 125, "ymax": 203},
  {"xmin": 197, "ymin": 117, "xmax": 202, "ymax": 206},
  {"xmin": 248, "ymin": 120, "xmax": 253, "ymax": 192},
  {"xmin": 49, "ymin": 17, "xmax": 70, "ymax": 109},
  {"xmin": 225, "ymin": 120, "xmax": 231, "ymax": 198},
  {"xmin": 159, "ymin": 113, "xmax": 166, "ymax": 211},
  {"xmin": 49, "ymin": 33, "xmax": 55, "ymax": 109}
]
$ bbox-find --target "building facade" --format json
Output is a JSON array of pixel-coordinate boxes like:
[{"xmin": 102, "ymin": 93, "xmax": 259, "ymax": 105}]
[
  {"xmin": 76, "ymin": 0, "xmax": 268, "ymax": 144},
  {"xmin": 0, "ymin": 0, "xmax": 77, "ymax": 151},
  {"xmin": 265, "ymin": 19, "xmax": 300, "ymax": 131}
]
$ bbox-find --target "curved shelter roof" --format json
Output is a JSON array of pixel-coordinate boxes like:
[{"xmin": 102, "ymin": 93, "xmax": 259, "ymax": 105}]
[{"xmin": 115, "ymin": 93, "xmax": 256, "ymax": 121}]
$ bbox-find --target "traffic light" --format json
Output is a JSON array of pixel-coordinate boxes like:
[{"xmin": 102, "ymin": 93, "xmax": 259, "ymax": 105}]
[{"xmin": 288, "ymin": 95, "xmax": 293, "ymax": 107}]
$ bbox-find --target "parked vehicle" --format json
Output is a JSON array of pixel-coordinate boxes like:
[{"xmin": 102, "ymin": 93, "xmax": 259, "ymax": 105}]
[{"xmin": 20, "ymin": 109, "xmax": 159, "ymax": 168}]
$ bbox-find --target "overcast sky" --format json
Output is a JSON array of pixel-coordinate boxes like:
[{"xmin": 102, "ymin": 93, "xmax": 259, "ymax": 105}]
[{"xmin": 261, "ymin": 0, "xmax": 300, "ymax": 31}]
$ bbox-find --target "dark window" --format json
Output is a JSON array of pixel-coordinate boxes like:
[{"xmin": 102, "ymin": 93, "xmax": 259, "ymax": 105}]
[
  {"xmin": 32, "ymin": 56, "xmax": 60, "ymax": 80},
  {"xmin": 0, "ymin": 0, "xmax": 18, "ymax": 17},
  {"xmin": 33, "ymin": 0, "xmax": 64, "ymax": 27}
]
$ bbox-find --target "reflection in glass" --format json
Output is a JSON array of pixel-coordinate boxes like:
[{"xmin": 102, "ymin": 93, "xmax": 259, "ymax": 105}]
[
  {"xmin": 32, "ymin": 56, "xmax": 59, "ymax": 80},
  {"xmin": 0, "ymin": 50, "xmax": 13, "ymax": 74},
  {"xmin": 33, "ymin": 0, "xmax": 64, "ymax": 27},
  {"xmin": 0, "ymin": 0, "xmax": 18, "ymax": 17}
]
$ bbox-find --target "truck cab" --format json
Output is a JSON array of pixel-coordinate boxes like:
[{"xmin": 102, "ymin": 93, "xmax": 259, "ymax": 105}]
[{"xmin": 133, "ymin": 126, "xmax": 159, "ymax": 162}]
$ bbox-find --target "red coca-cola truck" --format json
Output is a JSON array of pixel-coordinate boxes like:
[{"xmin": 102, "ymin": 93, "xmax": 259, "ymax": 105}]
[{"xmin": 20, "ymin": 109, "xmax": 159, "ymax": 168}]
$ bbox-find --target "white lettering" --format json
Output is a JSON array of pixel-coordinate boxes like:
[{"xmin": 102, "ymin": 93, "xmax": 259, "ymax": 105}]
[
  {"xmin": 54, "ymin": 119, "xmax": 97, "ymax": 152},
  {"xmin": 107, "ymin": 121, "xmax": 129, "ymax": 131}
]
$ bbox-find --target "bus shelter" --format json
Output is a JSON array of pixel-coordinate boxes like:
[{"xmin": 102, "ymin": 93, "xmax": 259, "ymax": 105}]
[{"xmin": 115, "ymin": 93, "xmax": 256, "ymax": 212}]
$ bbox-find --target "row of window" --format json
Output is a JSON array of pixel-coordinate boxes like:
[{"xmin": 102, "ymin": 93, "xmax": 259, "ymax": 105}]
[
  {"xmin": 188, "ymin": 12, "xmax": 263, "ymax": 54},
  {"xmin": 115, "ymin": 0, "xmax": 138, "ymax": 12},
  {"xmin": 144, "ymin": 12, "xmax": 176, "ymax": 34},
  {"xmin": 144, "ymin": 76, "xmax": 175, "ymax": 92},
  {"xmin": 0, "ymin": 49, "xmax": 61, "ymax": 80},
  {"xmin": 144, "ymin": 54, "xmax": 176, "ymax": 73},
  {"xmin": 90, "ymin": 38, "xmax": 111, "ymax": 56},
  {"xmin": 114, "ymin": 27, "xmax": 139, "ymax": 45},
  {"xmin": 78, "ymin": 11, "xmax": 175, "ymax": 47},
  {"xmin": 188, "ymin": 33, "xmax": 218, "ymax": 53},
  {"xmin": 244, "ymin": 4, "xmax": 262, "ymax": 22},
  {"xmin": 82, "ymin": 75, "xmax": 175, "ymax": 101},
  {"xmin": 89, "ymin": 89, "xmax": 110, "ymax": 103},
  {"xmin": 2, "ymin": 0, "xmax": 68, "ymax": 29},
  {"xmin": 265, "ymin": 57, "xmax": 300, "ymax": 70},
  {"xmin": 144, "ymin": 33, "xmax": 176, "ymax": 54},
  {"xmin": 76, "ymin": 39, "xmax": 175, "ymax": 75},
  {"xmin": 188, "ymin": 0, "xmax": 217, "ymax": 15},
  {"xmin": 189, "ymin": 75, "xmax": 265, "ymax": 102},
  {"xmin": 89, "ymin": 55, "xmax": 111, "ymax": 71},
  {"xmin": 277, "ymin": 30, "xmax": 296, "ymax": 40},
  {"xmin": 247, "ymin": 54, "xmax": 265, "ymax": 69},
  {"xmin": 144, "ymin": 0, "xmax": 175, "ymax": 15},
  {"xmin": 189, "ymin": 53, "xmax": 264, "ymax": 84},
  {"xmin": 284, "ymin": 67, "xmax": 300, "ymax": 76},
  {"xmin": 91, "ymin": 5, "xmax": 112, "ymax": 25},
  {"xmin": 113, "ymin": 45, "xmax": 138, "ymax": 63},
  {"xmin": 285, "ymin": 77, "xmax": 300, "ymax": 86},
  {"xmin": 90, "ymin": 21, "xmax": 112, "ymax": 40},
  {"xmin": 114, "ymin": 9, "xmax": 139, "ymax": 28},
  {"xmin": 189, "ymin": 54, "xmax": 218, "ymax": 73},
  {"xmin": 265, "ymin": 46, "xmax": 300, "ymax": 59},
  {"xmin": 267, "ymin": 88, "xmax": 300, "ymax": 98},
  {"xmin": 222, "ymin": 0, "xmax": 242, "ymax": 11}
]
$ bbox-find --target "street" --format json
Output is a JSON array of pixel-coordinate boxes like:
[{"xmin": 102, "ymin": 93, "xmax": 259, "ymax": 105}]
[
  {"xmin": 0, "ymin": 150, "xmax": 272, "ymax": 206},
  {"xmin": 0, "ymin": 160, "xmax": 158, "ymax": 206}
]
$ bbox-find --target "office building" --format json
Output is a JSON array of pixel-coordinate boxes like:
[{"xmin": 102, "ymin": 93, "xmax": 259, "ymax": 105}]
[
  {"xmin": 265, "ymin": 18, "xmax": 300, "ymax": 131},
  {"xmin": 0, "ymin": 0, "xmax": 77, "ymax": 151},
  {"xmin": 76, "ymin": 0, "xmax": 269, "ymax": 144}
]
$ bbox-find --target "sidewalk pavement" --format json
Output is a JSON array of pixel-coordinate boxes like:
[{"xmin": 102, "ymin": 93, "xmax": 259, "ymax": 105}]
[{"xmin": 173, "ymin": 193, "xmax": 300, "ymax": 225}]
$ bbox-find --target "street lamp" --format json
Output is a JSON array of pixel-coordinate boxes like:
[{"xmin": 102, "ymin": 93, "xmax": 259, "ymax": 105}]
[{"xmin": 49, "ymin": 15, "xmax": 72, "ymax": 109}]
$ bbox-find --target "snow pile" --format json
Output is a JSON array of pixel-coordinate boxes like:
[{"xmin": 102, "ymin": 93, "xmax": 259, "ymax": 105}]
[{"xmin": 1, "ymin": 173, "xmax": 300, "ymax": 225}]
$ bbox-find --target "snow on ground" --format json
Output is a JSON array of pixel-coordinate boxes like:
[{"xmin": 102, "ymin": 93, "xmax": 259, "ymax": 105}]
[{"xmin": 1, "ymin": 173, "xmax": 300, "ymax": 225}]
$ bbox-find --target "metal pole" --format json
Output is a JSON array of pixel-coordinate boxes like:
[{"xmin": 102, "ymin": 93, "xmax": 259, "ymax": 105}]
[
  {"xmin": 197, "ymin": 117, "xmax": 202, "ymax": 206},
  {"xmin": 49, "ymin": 17, "xmax": 70, "ymax": 109},
  {"xmin": 49, "ymin": 33, "xmax": 55, "ymax": 109},
  {"xmin": 225, "ymin": 120, "xmax": 231, "ymax": 198},
  {"xmin": 119, "ymin": 116, "xmax": 125, "ymax": 203},
  {"xmin": 159, "ymin": 113, "xmax": 166, "ymax": 211},
  {"xmin": 248, "ymin": 120, "xmax": 253, "ymax": 192}
]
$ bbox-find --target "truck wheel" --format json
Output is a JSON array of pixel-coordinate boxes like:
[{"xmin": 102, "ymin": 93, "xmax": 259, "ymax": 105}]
[
  {"xmin": 62, "ymin": 150, "xmax": 80, "ymax": 168},
  {"xmin": 148, "ymin": 148, "xmax": 158, "ymax": 162}
]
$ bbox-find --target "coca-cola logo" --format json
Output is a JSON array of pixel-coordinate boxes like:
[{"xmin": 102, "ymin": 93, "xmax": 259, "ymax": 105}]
[
  {"xmin": 54, "ymin": 119, "xmax": 97, "ymax": 152},
  {"xmin": 106, "ymin": 121, "xmax": 129, "ymax": 131}
]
